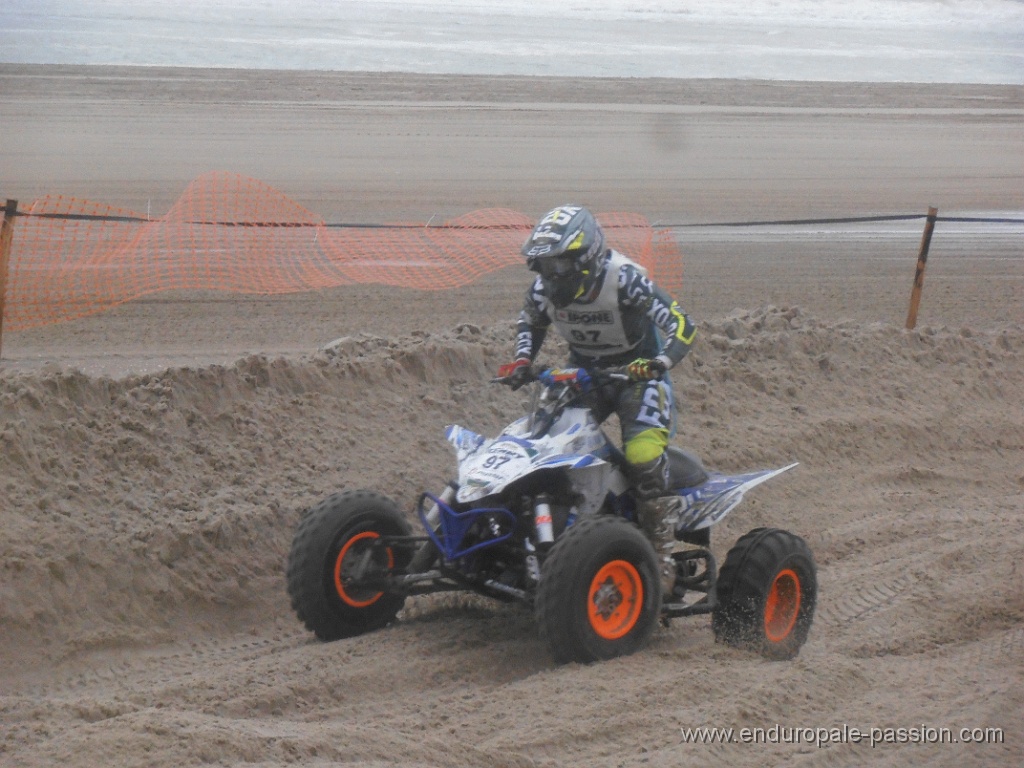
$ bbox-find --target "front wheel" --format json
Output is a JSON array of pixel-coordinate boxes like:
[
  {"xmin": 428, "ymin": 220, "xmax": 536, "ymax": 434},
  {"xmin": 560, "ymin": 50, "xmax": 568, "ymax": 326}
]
[
  {"xmin": 536, "ymin": 516, "xmax": 662, "ymax": 664},
  {"xmin": 287, "ymin": 490, "xmax": 411, "ymax": 641},
  {"xmin": 712, "ymin": 527, "xmax": 817, "ymax": 660}
]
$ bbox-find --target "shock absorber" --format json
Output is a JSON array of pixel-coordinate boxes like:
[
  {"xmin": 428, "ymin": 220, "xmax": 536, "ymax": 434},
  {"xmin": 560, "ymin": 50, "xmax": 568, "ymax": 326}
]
[{"xmin": 534, "ymin": 493, "xmax": 555, "ymax": 547}]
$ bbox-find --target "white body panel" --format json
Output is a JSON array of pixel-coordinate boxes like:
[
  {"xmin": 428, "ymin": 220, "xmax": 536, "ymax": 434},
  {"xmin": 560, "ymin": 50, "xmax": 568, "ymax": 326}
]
[{"xmin": 447, "ymin": 407, "xmax": 629, "ymax": 510}]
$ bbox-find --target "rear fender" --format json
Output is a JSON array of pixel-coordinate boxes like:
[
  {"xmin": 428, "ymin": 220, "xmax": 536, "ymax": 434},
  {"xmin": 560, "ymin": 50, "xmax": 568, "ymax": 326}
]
[{"xmin": 675, "ymin": 463, "xmax": 799, "ymax": 532}]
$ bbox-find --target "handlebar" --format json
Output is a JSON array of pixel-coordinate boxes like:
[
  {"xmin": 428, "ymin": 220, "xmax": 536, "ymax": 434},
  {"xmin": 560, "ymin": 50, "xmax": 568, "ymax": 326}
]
[
  {"xmin": 491, "ymin": 365, "xmax": 634, "ymax": 438},
  {"xmin": 491, "ymin": 365, "xmax": 631, "ymax": 391}
]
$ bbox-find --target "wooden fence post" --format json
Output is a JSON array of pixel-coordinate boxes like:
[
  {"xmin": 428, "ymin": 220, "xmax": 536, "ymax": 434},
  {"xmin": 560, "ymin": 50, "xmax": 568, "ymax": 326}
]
[
  {"xmin": 905, "ymin": 206, "xmax": 938, "ymax": 330},
  {"xmin": 0, "ymin": 199, "xmax": 18, "ymax": 360}
]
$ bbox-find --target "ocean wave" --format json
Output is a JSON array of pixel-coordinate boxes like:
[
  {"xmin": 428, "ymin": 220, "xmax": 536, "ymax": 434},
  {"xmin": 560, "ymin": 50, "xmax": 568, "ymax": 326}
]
[{"xmin": 4, "ymin": 0, "xmax": 1023, "ymax": 82}]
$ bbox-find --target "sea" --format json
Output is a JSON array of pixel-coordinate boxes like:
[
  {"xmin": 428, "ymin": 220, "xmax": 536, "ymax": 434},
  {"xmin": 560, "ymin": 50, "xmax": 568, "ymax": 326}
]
[{"xmin": 2, "ymin": 0, "xmax": 1023, "ymax": 84}]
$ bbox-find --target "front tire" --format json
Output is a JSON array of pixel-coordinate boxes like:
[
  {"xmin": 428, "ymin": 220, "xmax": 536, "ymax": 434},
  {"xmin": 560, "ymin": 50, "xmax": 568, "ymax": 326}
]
[
  {"xmin": 287, "ymin": 490, "xmax": 411, "ymax": 641},
  {"xmin": 712, "ymin": 527, "xmax": 817, "ymax": 660},
  {"xmin": 536, "ymin": 517, "xmax": 661, "ymax": 664}
]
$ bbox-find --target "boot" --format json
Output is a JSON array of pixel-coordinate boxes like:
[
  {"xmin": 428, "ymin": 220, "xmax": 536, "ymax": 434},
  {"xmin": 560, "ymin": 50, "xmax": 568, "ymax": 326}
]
[{"xmin": 638, "ymin": 495, "xmax": 685, "ymax": 600}]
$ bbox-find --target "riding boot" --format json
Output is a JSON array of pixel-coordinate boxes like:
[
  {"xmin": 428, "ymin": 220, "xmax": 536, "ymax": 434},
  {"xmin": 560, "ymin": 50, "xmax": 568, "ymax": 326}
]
[
  {"xmin": 638, "ymin": 495, "xmax": 685, "ymax": 599},
  {"xmin": 629, "ymin": 453, "xmax": 678, "ymax": 597}
]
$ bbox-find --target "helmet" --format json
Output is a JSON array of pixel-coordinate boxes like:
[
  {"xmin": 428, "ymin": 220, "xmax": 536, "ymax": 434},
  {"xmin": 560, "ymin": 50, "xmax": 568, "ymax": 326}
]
[{"xmin": 521, "ymin": 205, "xmax": 606, "ymax": 308}]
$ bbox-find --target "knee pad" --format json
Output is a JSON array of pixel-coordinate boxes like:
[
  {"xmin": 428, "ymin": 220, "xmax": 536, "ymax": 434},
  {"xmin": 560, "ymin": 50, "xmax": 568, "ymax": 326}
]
[{"xmin": 623, "ymin": 427, "xmax": 669, "ymax": 466}]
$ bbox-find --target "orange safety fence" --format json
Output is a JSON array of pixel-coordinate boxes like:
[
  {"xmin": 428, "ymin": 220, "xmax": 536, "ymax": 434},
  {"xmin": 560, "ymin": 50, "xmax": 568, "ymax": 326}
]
[{"xmin": 2, "ymin": 171, "xmax": 683, "ymax": 331}]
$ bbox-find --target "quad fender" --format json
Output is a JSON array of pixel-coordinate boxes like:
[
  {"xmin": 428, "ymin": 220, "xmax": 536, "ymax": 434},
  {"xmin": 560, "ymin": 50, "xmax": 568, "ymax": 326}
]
[
  {"xmin": 675, "ymin": 463, "xmax": 799, "ymax": 534},
  {"xmin": 446, "ymin": 411, "xmax": 615, "ymax": 504}
]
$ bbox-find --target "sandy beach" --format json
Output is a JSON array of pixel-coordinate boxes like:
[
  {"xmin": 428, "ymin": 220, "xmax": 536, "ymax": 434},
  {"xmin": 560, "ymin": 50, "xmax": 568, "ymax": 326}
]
[{"xmin": 1, "ymin": 64, "xmax": 1022, "ymax": 767}]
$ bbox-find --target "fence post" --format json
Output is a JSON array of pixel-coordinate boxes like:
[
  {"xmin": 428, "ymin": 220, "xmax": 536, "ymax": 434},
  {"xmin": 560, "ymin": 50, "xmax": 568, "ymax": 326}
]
[
  {"xmin": 0, "ymin": 199, "xmax": 18, "ymax": 360},
  {"xmin": 905, "ymin": 206, "xmax": 938, "ymax": 330}
]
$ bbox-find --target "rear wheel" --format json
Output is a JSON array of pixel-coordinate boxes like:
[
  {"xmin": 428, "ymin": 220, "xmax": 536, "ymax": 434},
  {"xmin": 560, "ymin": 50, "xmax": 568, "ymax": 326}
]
[
  {"xmin": 536, "ymin": 517, "xmax": 661, "ymax": 664},
  {"xmin": 712, "ymin": 527, "xmax": 817, "ymax": 660},
  {"xmin": 287, "ymin": 490, "xmax": 410, "ymax": 641}
]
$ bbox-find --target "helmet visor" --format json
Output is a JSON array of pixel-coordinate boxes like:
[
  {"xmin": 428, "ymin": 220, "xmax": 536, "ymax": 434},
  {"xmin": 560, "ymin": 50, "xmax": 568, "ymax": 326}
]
[{"xmin": 530, "ymin": 255, "xmax": 576, "ymax": 279}]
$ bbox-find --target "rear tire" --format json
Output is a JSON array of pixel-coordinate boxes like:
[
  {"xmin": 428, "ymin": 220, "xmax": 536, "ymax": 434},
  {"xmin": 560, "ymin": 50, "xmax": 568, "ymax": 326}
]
[
  {"xmin": 287, "ymin": 490, "xmax": 410, "ymax": 641},
  {"xmin": 536, "ymin": 516, "xmax": 661, "ymax": 664},
  {"xmin": 712, "ymin": 527, "xmax": 817, "ymax": 660}
]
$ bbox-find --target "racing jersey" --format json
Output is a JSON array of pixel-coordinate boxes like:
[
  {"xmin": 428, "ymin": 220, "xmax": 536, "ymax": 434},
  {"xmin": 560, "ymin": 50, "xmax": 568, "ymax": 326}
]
[{"xmin": 514, "ymin": 249, "xmax": 696, "ymax": 369}]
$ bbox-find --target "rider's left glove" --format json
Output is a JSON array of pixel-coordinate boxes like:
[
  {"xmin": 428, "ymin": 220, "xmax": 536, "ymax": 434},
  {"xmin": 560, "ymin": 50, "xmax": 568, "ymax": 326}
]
[{"xmin": 627, "ymin": 357, "xmax": 668, "ymax": 381}]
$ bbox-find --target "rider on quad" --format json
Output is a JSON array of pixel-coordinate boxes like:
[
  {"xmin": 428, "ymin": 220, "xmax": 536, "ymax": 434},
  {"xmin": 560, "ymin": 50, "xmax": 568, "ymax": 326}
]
[{"xmin": 500, "ymin": 204, "xmax": 698, "ymax": 597}]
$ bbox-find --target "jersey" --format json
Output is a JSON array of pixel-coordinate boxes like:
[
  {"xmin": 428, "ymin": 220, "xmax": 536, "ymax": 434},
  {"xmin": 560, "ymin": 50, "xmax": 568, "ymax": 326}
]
[{"xmin": 514, "ymin": 249, "xmax": 696, "ymax": 369}]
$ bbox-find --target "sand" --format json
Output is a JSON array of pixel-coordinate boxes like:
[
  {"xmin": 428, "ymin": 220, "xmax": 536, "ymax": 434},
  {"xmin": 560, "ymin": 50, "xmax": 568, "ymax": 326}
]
[{"xmin": 1, "ymin": 65, "xmax": 1022, "ymax": 767}]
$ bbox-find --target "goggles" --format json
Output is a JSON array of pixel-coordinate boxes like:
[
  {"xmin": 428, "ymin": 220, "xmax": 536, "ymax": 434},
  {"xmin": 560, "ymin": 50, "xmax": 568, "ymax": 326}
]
[{"xmin": 529, "ymin": 255, "xmax": 577, "ymax": 279}]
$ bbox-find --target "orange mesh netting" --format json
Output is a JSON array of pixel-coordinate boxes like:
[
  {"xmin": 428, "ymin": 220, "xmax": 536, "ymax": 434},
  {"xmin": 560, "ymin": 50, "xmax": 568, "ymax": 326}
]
[{"xmin": 2, "ymin": 172, "xmax": 683, "ymax": 331}]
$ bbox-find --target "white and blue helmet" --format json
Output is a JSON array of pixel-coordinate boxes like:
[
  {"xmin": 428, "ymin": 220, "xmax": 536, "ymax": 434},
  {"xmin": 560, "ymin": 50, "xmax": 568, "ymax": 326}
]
[{"xmin": 521, "ymin": 205, "xmax": 606, "ymax": 307}]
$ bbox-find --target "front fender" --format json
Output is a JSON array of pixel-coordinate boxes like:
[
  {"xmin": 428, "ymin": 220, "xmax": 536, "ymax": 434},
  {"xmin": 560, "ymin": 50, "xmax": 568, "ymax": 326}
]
[{"xmin": 448, "ymin": 432, "xmax": 610, "ymax": 504}]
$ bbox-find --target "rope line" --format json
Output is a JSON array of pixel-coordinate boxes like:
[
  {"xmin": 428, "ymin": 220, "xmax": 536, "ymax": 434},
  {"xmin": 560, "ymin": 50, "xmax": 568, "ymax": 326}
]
[{"xmin": 14, "ymin": 211, "xmax": 1024, "ymax": 227}]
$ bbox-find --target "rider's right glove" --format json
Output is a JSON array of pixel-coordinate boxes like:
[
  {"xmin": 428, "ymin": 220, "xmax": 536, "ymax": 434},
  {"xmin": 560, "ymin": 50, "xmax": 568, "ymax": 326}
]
[{"xmin": 497, "ymin": 358, "xmax": 533, "ymax": 390}]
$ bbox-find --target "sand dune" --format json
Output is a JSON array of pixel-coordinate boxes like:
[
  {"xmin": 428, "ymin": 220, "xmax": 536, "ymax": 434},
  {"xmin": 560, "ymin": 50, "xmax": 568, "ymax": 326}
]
[{"xmin": 3, "ymin": 309, "xmax": 1022, "ymax": 766}]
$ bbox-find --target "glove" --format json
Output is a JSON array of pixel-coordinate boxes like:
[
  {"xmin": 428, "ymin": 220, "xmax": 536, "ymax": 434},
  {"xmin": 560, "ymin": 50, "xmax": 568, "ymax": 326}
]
[
  {"xmin": 627, "ymin": 357, "xmax": 667, "ymax": 381},
  {"xmin": 497, "ymin": 358, "xmax": 532, "ymax": 390}
]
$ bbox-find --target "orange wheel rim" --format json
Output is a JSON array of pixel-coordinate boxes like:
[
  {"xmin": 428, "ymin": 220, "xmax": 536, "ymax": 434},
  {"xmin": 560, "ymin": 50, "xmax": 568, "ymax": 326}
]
[
  {"xmin": 333, "ymin": 531, "xmax": 393, "ymax": 608},
  {"xmin": 764, "ymin": 568, "xmax": 801, "ymax": 642},
  {"xmin": 587, "ymin": 560, "xmax": 644, "ymax": 640}
]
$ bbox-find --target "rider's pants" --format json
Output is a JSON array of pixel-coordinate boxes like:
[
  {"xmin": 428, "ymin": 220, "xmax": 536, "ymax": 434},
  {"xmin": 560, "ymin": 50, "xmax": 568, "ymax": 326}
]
[{"xmin": 581, "ymin": 376, "xmax": 680, "ymax": 596}]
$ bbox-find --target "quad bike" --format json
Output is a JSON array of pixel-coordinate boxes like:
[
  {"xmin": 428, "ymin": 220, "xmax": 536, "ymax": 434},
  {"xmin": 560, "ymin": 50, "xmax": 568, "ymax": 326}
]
[{"xmin": 286, "ymin": 366, "xmax": 816, "ymax": 664}]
